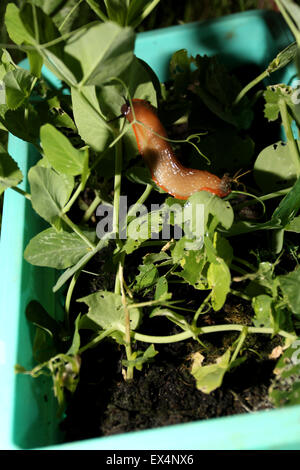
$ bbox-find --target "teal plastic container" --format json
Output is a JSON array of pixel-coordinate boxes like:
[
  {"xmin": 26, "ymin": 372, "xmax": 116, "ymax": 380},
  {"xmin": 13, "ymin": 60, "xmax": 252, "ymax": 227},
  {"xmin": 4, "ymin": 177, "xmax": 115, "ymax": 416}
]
[{"xmin": 1, "ymin": 10, "xmax": 300, "ymax": 450}]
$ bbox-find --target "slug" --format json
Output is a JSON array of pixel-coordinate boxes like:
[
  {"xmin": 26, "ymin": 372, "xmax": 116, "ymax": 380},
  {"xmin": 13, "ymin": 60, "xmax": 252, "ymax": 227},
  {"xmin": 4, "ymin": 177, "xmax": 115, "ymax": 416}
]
[{"xmin": 121, "ymin": 99, "xmax": 231, "ymax": 200}]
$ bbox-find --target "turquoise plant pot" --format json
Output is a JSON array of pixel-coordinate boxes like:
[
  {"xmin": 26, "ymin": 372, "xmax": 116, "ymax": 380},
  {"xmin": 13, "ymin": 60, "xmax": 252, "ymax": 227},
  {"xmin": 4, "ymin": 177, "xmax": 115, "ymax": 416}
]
[{"xmin": 1, "ymin": 10, "xmax": 300, "ymax": 450}]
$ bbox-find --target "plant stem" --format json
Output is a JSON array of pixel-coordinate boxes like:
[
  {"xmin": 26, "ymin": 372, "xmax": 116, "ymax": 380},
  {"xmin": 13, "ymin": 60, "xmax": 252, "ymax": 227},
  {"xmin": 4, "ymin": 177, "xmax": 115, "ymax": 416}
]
[
  {"xmin": 233, "ymin": 256, "xmax": 256, "ymax": 272},
  {"xmin": 230, "ymin": 289, "xmax": 251, "ymax": 301},
  {"xmin": 112, "ymin": 139, "xmax": 123, "ymax": 249},
  {"xmin": 126, "ymin": 184, "xmax": 153, "ymax": 221},
  {"xmin": 62, "ymin": 180, "xmax": 86, "ymax": 215},
  {"xmin": 11, "ymin": 186, "xmax": 31, "ymax": 200},
  {"xmin": 234, "ymin": 69, "xmax": 269, "ymax": 106},
  {"xmin": 279, "ymin": 98, "xmax": 300, "ymax": 177},
  {"xmin": 132, "ymin": 324, "xmax": 296, "ymax": 344},
  {"xmin": 59, "ymin": 0, "xmax": 83, "ymax": 31},
  {"xmin": 65, "ymin": 270, "xmax": 81, "ymax": 330},
  {"xmin": 274, "ymin": 0, "xmax": 300, "ymax": 44},
  {"xmin": 233, "ymin": 187, "xmax": 291, "ymax": 211},
  {"xmin": 81, "ymin": 191, "xmax": 102, "ymax": 223},
  {"xmin": 79, "ymin": 328, "xmax": 115, "ymax": 354},
  {"xmin": 119, "ymin": 262, "xmax": 134, "ymax": 380},
  {"xmin": 86, "ymin": 0, "xmax": 109, "ymax": 21},
  {"xmin": 230, "ymin": 327, "xmax": 247, "ymax": 364},
  {"xmin": 61, "ymin": 213, "xmax": 96, "ymax": 249}
]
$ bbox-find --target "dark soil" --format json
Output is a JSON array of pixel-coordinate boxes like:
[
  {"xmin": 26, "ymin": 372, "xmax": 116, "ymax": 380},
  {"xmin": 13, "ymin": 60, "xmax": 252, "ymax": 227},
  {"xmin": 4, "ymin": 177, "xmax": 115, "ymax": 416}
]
[
  {"xmin": 61, "ymin": 247, "xmax": 279, "ymax": 443},
  {"xmin": 61, "ymin": 327, "xmax": 276, "ymax": 443}
]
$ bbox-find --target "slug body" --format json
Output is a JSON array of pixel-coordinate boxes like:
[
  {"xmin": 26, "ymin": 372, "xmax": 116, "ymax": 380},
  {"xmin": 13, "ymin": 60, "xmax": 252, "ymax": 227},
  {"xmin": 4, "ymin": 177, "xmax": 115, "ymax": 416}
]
[{"xmin": 121, "ymin": 99, "xmax": 231, "ymax": 200}]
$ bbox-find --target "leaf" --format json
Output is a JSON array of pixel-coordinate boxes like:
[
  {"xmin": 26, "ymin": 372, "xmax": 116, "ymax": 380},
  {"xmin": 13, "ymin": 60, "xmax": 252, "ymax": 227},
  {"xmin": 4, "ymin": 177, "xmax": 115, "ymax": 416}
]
[
  {"xmin": 254, "ymin": 140, "xmax": 298, "ymax": 192},
  {"xmin": 96, "ymin": 55, "xmax": 157, "ymax": 141},
  {"xmin": 175, "ymin": 247, "xmax": 207, "ymax": 289},
  {"xmin": 150, "ymin": 308, "xmax": 191, "ymax": 330},
  {"xmin": 5, "ymin": 3, "xmax": 34, "ymax": 44},
  {"xmin": 26, "ymin": 300, "xmax": 60, "ymax": 339},
  {"xmin": 71, "ymin": 86, "xmax": 113, "ymax": 152},
  {"xmin": 269, "ymin": 338, "xmax": 300, "ymax": 407},
  {"xmin": 3, "ymin": 68, "xmax": 35, "ymax": 109},
  {"xmin": 252, "ymin": 294, "xmax": 273, "ymax": 328},
  {"xmin": 196, "ymin": 128, "xmax": 254, "ymax": 173},
  {"xmin": 64, "ymin": 21, "xmax": 135, "ymax": 86},
  {"xmin": 278, "ymin": 0, "xmax": 300, "ymax": 31},
  {"xmin": 77, "ymin": 290, "xmax": 141, "ymax": 332},
  {"xmin": 190, "ymin": 54, "xmax": 252, "ymax": 129},
  {"xmin": 104, "ymin": 0, "xmax": 127, "ymax": 25},
  {"xmin": 52, "ymin": 233, "xmax": 111, "ymax": 292},
  {"xmin": 267, "ymin": 42, "xmax": 298, "ymax": 74},
  {"xmin": 24, "ymin": 227, "xmax": 95, "ymax": 269},
  {"xmin": 40, "ymin": 124, "xmax": 87, "ymax": 176},
  {"xmin": 285, "ymin": 215, "xmax": 300, "ymax": 232},
  {"xmin": 127, "ymin": 0, "xmax": 161, "ymax": 28},
  {"xmin": 0, "ymin": 145, "xmax": 23, "ymax": 195},
  {"xmin": 154, "ymin": 276, "xmax": 170, "ymax": 301},
  {"xmin": 187, "ymin": 192, "xmax": 234, "ymax": 230},
  {"xmin": 0, "ymin": 102, "xmax": 42, "ymax": 143},
  {"xmin": 28, "ymin": 165, "xmax": 74, "ymax": 229},
  {"xmin": 279, "ymin": 266, "xmax": 300, "ymax": 314},
  {"xmin": 122, "ymin": 344, "xmax": 158, "ymax": 371},
  {"xmin": 263, "ymin": 84, "xmax": 294, "ymax": 122},
  {"xmin": 272, "ymin": 177, "xmax": 300, "ymax": 226},
  {"xmin": 190, "ymin": 349, "xmax": 231, "ymax": 394},
  {"xmin": 135, "ymin": 263, "xmax": 158, "ymax": 291},
  {"xmin": 67, "ymin": 314, "xmax": 81, "ymax": 355},
  {"xmin": 207, "ymin": 259, "xmax": 231, "ymax": 311}
]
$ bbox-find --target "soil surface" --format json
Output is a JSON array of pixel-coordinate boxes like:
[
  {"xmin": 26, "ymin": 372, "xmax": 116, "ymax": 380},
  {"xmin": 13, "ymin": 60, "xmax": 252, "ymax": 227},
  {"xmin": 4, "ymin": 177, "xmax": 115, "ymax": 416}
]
[{"xmin": 61, "ymin": 252, "xmax": 278, "ymax": 443}]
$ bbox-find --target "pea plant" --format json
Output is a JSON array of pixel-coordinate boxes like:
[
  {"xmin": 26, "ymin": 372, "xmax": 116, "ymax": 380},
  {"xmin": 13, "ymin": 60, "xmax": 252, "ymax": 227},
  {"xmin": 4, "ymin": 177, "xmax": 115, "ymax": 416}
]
[{"xmin": 1, "ymin": 0, "xmax": 300, "ymax": 415}]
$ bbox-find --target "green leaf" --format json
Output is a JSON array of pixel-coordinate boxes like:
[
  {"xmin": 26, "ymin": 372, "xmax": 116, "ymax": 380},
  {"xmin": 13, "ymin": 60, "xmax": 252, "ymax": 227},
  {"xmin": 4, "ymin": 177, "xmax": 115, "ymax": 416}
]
[
  {"xmin": 278, "ymin": 0, "xmax": 300, "ymax": 31},
  {"xmin": 26, "ymin": 299, "xmax": 60, "ymax": 339},
  {"xmin": 269, "ymin": 338, "xmax": 300, "ymax": 407},
  {"xmin": 187, "ymin": 192, "xmax": 234, "ymax": 230},
  {"xmin": 104, "ymin": 0, "xmax": 127, "ymax": 25},
  {"xmin": 77, "ymin": 290, "xmax": 141, "ymax": 332},
  {"xmin": 196, "ymin": 129, "xmax": 254, "ymax": 173},
  {"xmin": 267, "ymin": 42, "xmax": 298, "ymax": 74},
  {"xmin": 97, "ymin": 54, "xmax": 157, "ymax": 128},
  {"xmin": 135, "ymin": 263, "xmax": 158, "ymax": 291},
  {"xmin": 254, "ymin": 140, "xmax": 298, "ymax": 192},
  {"xmin": 154, "ymin": 276, "xmax": 170, "ymax": 301},
  {"xmin": 27, "ymin": 49, "xmax": 43, "ymax": 78},
  {"xmin": 64, "ymin": 21, "xmax": 135, "ymax": 86},
  {"xmin": 0, "ymin": 145, "xmax": 23, "ymax": 195},
  {"xmin": 40, "ymin": 124, "xmax": 87, "ymax": 176},
  {"xmin": 122, "ymin": 344, "xmax": 158, "ymax": 371},
  {"xmin": 175, "ymin": 247, "xmax": 207, "ymax": 289},
  {"xmin": 263, "ymin": 84, "xmax": 294, "ymax": 122},
  {"xmin": 252, "ymin": 294, "xmax": 273, "ymax": 328},
  {"xmin": 3, "ymin": 68, "xmax": 35, "ymax": 109},
  {"xmin": 272, "ymin": 177, "xmax": 300, "ymax": 226},
  {"xmin": 190, "ymin": 349, "xmax": 231, "ymax": 394},
  {"xmin": 71, "ymin": 86, "xmax": 112, "ymax": 152},
  {"xmin": 67, "ymin": 314, "xmax": 81, "ymax": 355},
  {"xmin": 190, "ymin": 54, "xmax": 252, "ymax": 129},
  {"xmin": 127, "ymin": 0, "xmax": 161, "ymax": 28},
  {"xmin": 285, "ymin": 215, "xmax": 300, "ymax": 232},
  {"xmin": 0, "ymin": 102, "xmax": 41, "ymax": 143},
  {"xmin": 24, "ymin": 227, "xmax": 95, "ymax": 269},
  {"xmin": 279, "ymin": 266, "xmax": 300, "ymax": 314},
  {"xmin": 207, "ymin": 259, "xmax": 231, "ymax": 311},
  {"xmin": 150, "ymin": 307, "xmax": 191, "ymax": 330},
  {"xmin": 28, "ymin": 165, "xmax": 74, "ymax": 229},
  {"xmin": 52, "ymin": 233, "xmax": 111, "ymax": 292},
  {"xmin": 5, "ymin": 3, "xmax": 34, "ymax": 44}
]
